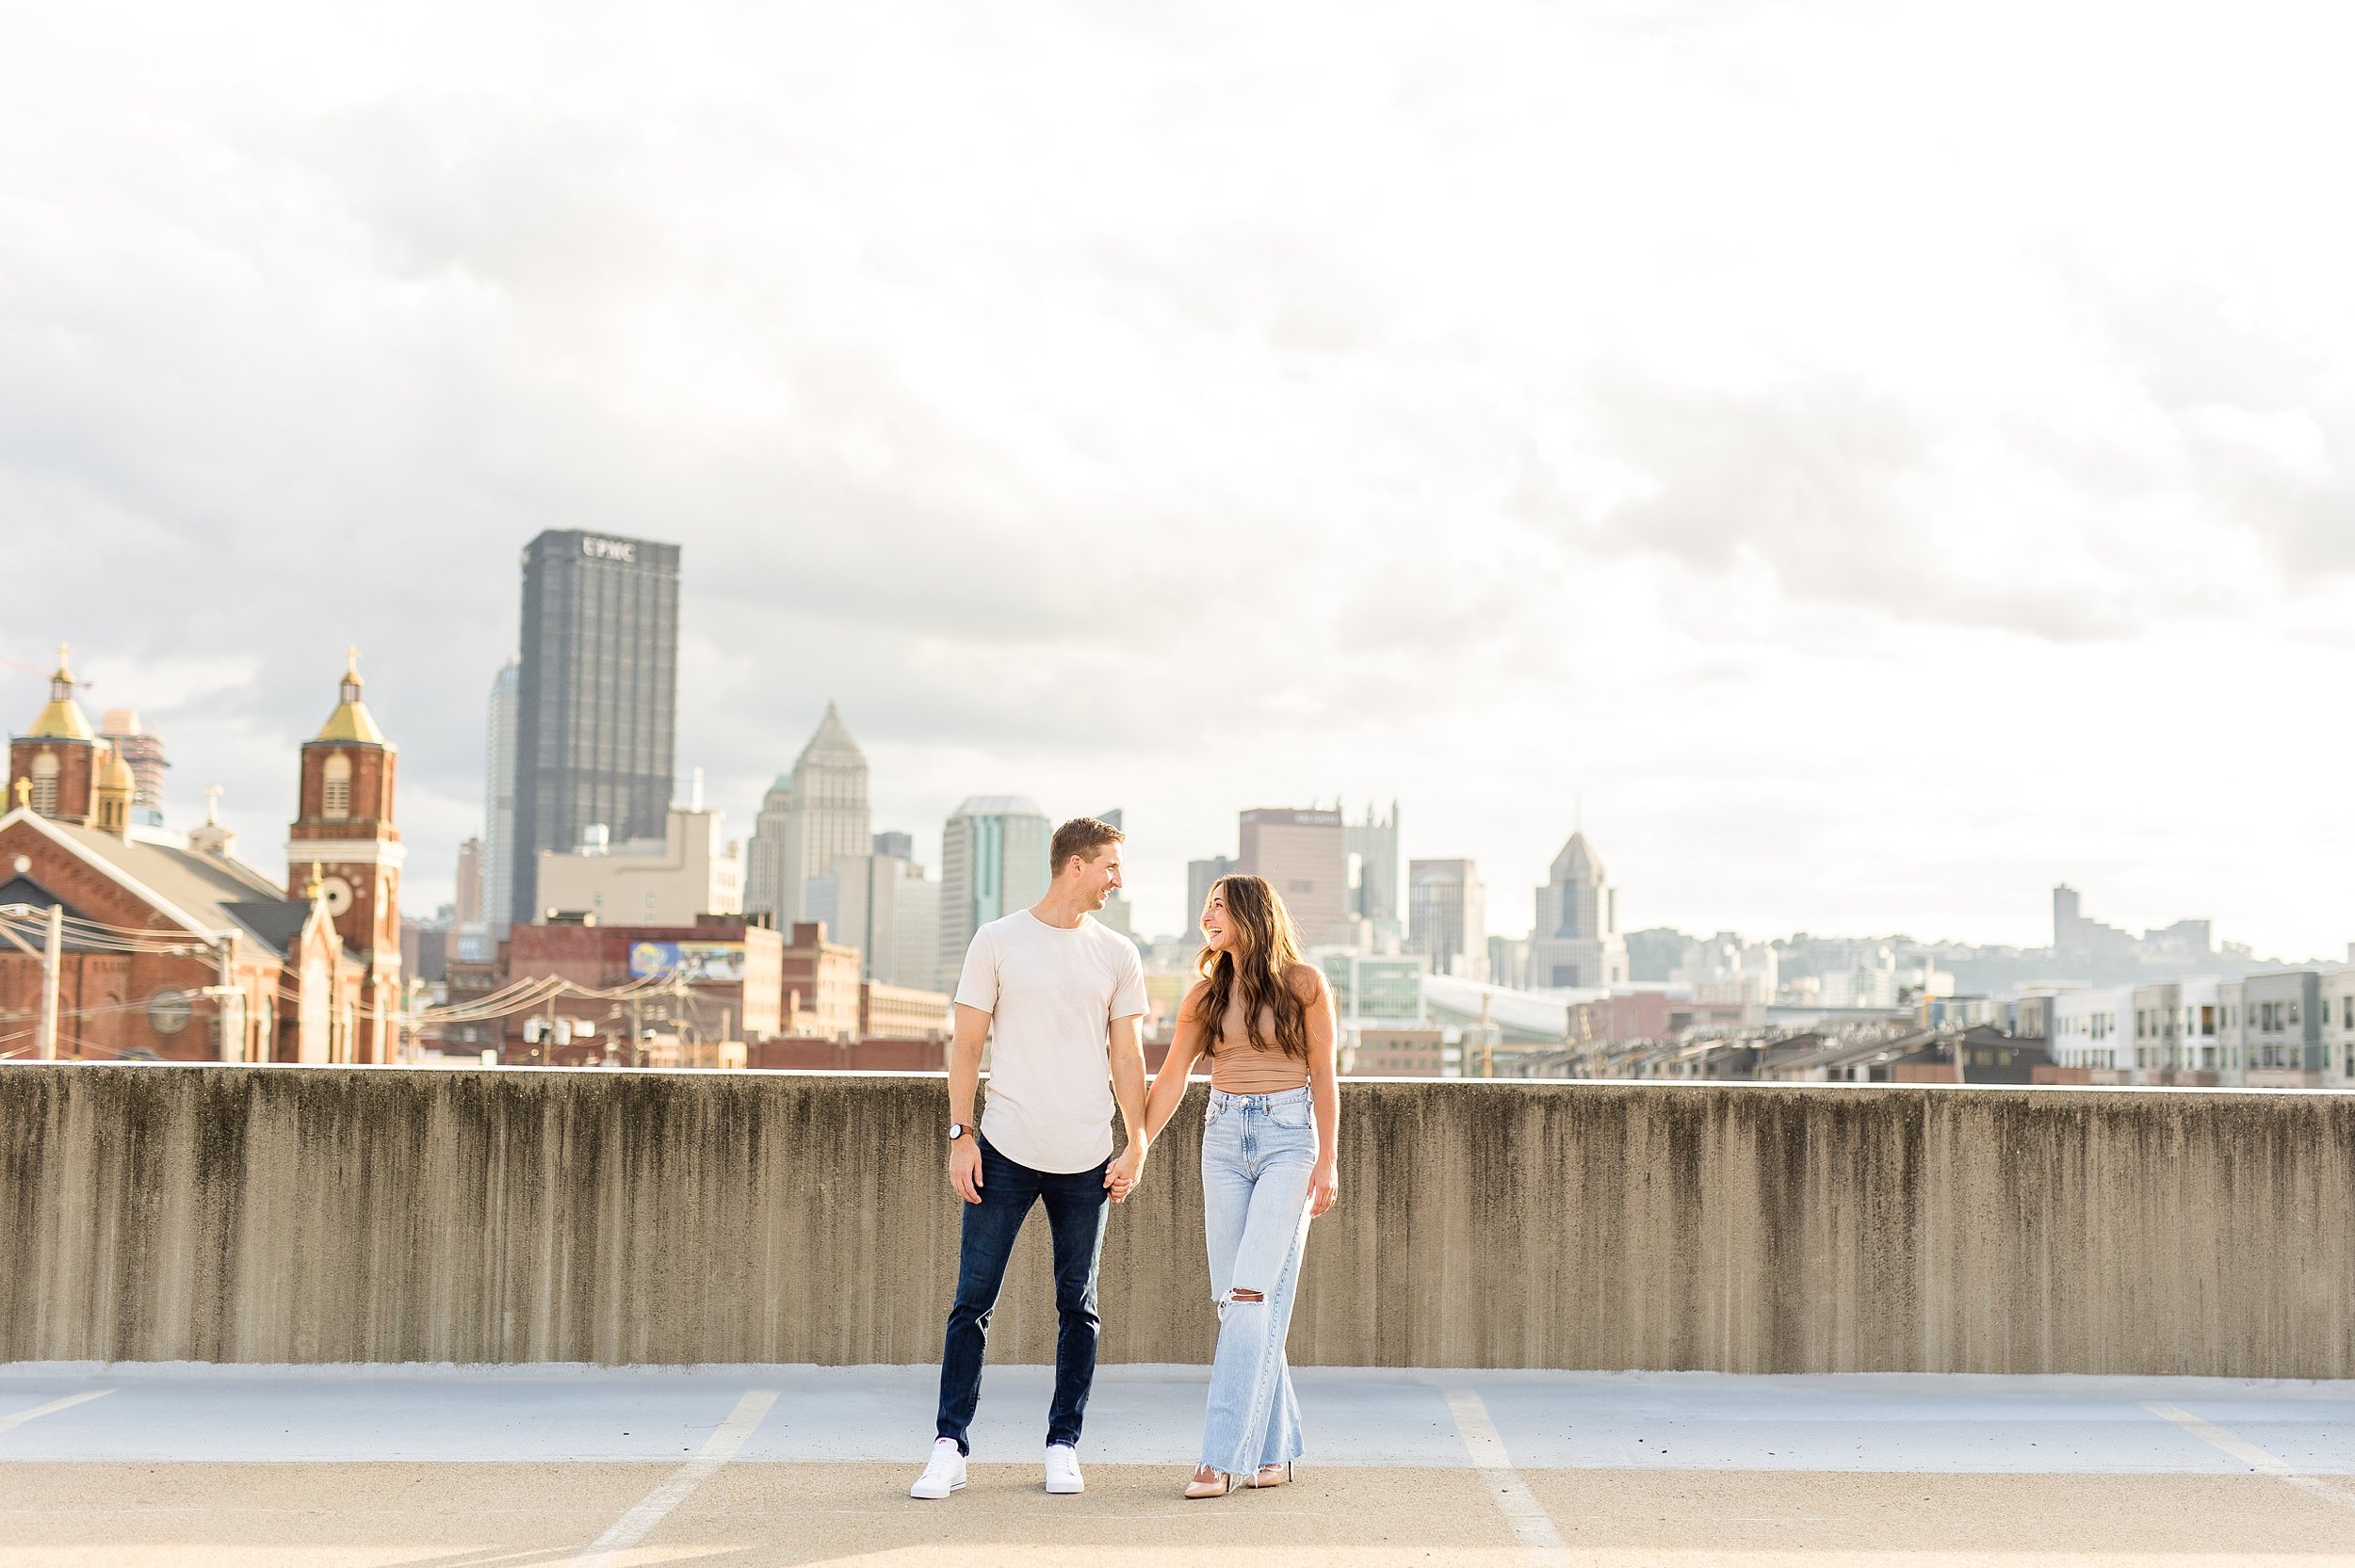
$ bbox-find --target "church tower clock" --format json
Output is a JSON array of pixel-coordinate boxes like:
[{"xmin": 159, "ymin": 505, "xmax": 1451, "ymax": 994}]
[{"xmin": 285, "ymin": 650, "xmax": 404, "ymax": 1062}]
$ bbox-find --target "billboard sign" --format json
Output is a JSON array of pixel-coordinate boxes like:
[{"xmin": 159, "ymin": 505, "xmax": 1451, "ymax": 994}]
[{"xmin": 627, "ymin": 940, "xmax": 746, "ymax": 983}]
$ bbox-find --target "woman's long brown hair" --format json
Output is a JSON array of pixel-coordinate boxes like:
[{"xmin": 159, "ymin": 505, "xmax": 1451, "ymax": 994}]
[{"xmin": 1195, "ymin": 874, "xmax": 1311, "ymax": 1060}]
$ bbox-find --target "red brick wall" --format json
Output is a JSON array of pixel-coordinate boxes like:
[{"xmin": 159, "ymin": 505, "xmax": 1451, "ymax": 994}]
[
  {"xmin": 291, "ymin": 743, "xmax": 398, "ymax": 836},
  {"xmin": 8, "ymin": 738, "xmax": 97, "ymax": 824},
  {"xmin": 747, "ymin": 1037, "xmax": 950, "ymax": 1072}
]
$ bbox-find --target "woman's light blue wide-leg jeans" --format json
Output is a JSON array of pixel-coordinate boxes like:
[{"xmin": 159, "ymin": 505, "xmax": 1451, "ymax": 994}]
[{"xmin": 1197, "ymin": 1086, "xmax": 1317, "ymax": 1476}]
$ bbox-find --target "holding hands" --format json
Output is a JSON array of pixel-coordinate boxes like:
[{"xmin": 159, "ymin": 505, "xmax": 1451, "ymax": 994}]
[{"xmin": 1105, "ymin": 1140, "xmax": 1146, "ymax": 1204}]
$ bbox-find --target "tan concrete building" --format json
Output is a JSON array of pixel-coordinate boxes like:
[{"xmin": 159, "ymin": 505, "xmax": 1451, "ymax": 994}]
[
  {"xmin": 534, "ymin": 804, "xmax": 740, "ymax": 927},
  {"xmin": 860, "ymin": 979, "xmax": 951, "ymax": 1042},
  {"xmin": 779, "ymin": 920, "xmax": 861, "ymax": 1041},
  {"xmin": 1238, "ymin": 806, "xmax": 1350, "ymax": 946},
  {"xmin": 1344, "ymin": 1026, "xmax": 1448, "ymax": 1076}
]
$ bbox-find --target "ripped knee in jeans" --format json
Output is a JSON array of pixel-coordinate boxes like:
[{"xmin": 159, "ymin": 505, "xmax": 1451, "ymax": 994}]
[{"xmin": 1222, "ymin": 1287, "xmax": 1265, "ymax": 1304}]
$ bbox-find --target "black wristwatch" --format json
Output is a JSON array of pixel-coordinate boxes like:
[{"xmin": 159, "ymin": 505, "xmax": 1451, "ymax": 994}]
[{"xmin": 948, "ymin": 1122, "xmax": 968, "ymax": 1142}]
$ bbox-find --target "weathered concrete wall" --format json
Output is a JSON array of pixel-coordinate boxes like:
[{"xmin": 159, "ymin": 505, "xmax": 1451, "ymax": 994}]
[{"xmin": 3, "ymin": 1065, "xmax": 2350, "ymax": 1374}]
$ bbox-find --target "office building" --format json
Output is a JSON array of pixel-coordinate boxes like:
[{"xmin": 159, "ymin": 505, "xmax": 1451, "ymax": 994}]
[
  {"xmin": 1408, "ymin": 858, "xmax": 1486, "ymax": 979},
  {"xmin": 939, "ymin": 797, "xmax": 1050, "ymax": 980},
  {"xmin": 1345, "ymin": 800, "xmax": 1401, "ymax": 930},
  {"xmin": 746, "ymin": 703, "xmax": 869, "ymax": 925},
  {"xmin": 1527, "ymin": 832, "xmax": 1629, "ymax": 989},
  {"xmin": 1238, "ymin": 807, "xmax": 1349, "ymax": 946},
  {"xmin": 831, "ymin": 848, "xmax": 943, "ymax": 990},
  {"xmin": 483, "ymin": 658, "xmax": 519, "ymax": 939},
  {"xmin": 510, "ymin": 531, "xmax": 681, "ymax": 928},
  {"xmin": 872, "ymin": 831, "xmax": 914, "ymax": 861},
  {"xmin": 1316, "ymin": 950, "xmax": 1428, "ymax": 1023},
  {"xmin": 779, "ymin": 920, "xmax": 863, "ymax": 1041},
  {"xmin": 2244, "ymin": 970, "xmax": 2324, "ymax": 1084},
  {"xmin": 1187, "ymin": 856, "xmax": 1236, "ymax": 929},
  {"xmin": 453, "ymin": 838, "xmax": 483, "ymax": 929}
]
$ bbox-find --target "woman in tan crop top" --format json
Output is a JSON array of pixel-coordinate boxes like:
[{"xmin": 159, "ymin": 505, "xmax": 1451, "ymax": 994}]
[{"xmin": 1140, "ymin": 873, "xmax": 1340, "ymax": 1499}]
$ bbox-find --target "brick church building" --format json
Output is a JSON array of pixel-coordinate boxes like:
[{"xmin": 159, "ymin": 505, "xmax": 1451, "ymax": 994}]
[{"xmin": 0, "ymin": 648, "xmax": 403, "ymax": 1063}]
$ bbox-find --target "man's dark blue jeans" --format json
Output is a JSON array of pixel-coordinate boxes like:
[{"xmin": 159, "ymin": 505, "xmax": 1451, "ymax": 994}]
[{"xmin": 934, "ymin": 1133, "xmax": 1111, "ymax": 1456}]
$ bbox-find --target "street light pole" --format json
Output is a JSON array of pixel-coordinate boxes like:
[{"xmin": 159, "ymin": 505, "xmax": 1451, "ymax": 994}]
[{"xmin": 38, "ymin": 904, "xmax": 60, "ymax": 1061}]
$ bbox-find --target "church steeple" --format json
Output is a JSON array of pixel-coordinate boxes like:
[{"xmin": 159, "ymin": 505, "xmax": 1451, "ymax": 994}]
[
  {"xmin": 315, "ymin": 647, "xmax": 388, "ymax": 744},
  {"xmin": 285, "ymin": 648, "xmax": 404, "ymax": 1064},
  {"xmin": 10, "ymin": 642, "xmax": 102, "ymax": 823},
  {"xmin": 27, "ymin": 645, "xmax": 95, "ymax": 741}
]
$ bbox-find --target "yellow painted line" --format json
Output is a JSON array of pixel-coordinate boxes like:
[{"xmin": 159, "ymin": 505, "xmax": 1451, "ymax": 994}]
[
  {"xmin": 0, "ymin": 1388, "xmax": 115, "ymax": 1435},
  {"xmin": 1446, "ymin": 1388, "xmax": 1567, "ymax": 1557},
  {"xmin": 2145, "ymin": 1402, "xmax": 2355, "ymax": 1514},
  {"xmin": 569, "ymin": 1386, "xmax": 777, "ymax": 1563}
]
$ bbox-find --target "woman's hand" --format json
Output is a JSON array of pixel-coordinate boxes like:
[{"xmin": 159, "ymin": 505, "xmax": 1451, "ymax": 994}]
[{"xmin": 1307, "ymin": 1158, "xmax": 1339, "ymax": 1218}]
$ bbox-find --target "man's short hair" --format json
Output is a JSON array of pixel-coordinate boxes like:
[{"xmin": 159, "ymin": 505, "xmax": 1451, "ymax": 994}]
[{"xmin": 1050, "ymin": 816, "xmax": 1125, "ymax": 875}]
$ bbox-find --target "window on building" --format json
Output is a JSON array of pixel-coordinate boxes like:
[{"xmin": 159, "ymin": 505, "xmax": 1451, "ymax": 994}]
[
  {"xmin": 322, "ymin": 754, "xmax": 352, "ymax": 819},
  {"xmin": 28, "ymin": 751, "xmax": 58, "ymax": 816}
]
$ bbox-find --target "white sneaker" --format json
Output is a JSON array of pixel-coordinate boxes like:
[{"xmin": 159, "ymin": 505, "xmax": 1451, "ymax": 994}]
[
  {"xmin": 910, "ymin": 1437, "xmax": 966, "ymax": 1499},
  {"xmin": 1045, "ymin": 1443, "xmax": 1084, "ymax": 1495}
]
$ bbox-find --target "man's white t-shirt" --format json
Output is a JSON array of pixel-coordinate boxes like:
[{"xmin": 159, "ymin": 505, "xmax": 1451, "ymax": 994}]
[{"xmin": 955, "ymin": 909, "xmax": 1148, "ymax": 1173}]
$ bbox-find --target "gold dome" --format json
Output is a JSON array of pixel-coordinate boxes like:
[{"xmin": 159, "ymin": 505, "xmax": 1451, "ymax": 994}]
[
  {"xmin": 98, "ymin": 745, "xmax": 134, "ymax": 791},
  {"xmin": 315, "ymin": 646, "xmax": 388, "ymax": 745},
  {"xmin": 25, "ymin": 644, "xmax": 95, "ymax": 741}
]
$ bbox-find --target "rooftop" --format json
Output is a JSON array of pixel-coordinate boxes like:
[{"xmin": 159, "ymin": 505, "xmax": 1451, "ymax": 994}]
[{"xmin": 4, "ymin": 1364, "xmax": 2351, "ymax": 1563}]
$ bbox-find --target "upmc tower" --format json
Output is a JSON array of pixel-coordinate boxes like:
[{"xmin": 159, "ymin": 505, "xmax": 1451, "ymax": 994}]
[{"xmin": 510, "ymin": 529, "xmax": 682, "ymax": 927}]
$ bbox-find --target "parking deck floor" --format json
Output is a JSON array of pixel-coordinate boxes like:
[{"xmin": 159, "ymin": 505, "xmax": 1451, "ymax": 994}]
[{"xmin": 4, "ymin": 1364, "xmax": 2352, "ymax": 1565}]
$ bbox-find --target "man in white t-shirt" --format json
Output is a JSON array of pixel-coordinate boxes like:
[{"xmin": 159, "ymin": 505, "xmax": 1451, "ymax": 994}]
[{"xmin": 908, "ymin": 816, "xmax": 1150, "ymax": 1501}]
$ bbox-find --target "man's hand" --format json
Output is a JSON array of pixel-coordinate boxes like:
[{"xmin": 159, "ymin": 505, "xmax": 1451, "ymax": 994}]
[
  {"xmin": 1104, "ymin": 1142, "xmax": 1146, "ymax": 1204},
  {"xmin": 950, "ymin": 1137, "xmax": 983, "ymax": 1204},
  {"xmin": 1307, "ymin": 1158, "xmax": 1339, "ymax": 1219}
]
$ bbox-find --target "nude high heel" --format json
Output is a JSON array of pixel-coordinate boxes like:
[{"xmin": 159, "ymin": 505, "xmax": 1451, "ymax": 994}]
[
  {"xmin": 1184, "ymin": 1465, "xmax": 1241, "ymax": 1499},
  {"xmin": 1250, "ymin": 1461, "xmax": 1294, "ymax": 1488}
]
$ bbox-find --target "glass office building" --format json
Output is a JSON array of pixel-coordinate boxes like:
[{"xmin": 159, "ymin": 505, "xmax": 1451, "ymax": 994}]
[{"xmin": 511, "ymin": 530, "xmax": 681, "ymax": 927}]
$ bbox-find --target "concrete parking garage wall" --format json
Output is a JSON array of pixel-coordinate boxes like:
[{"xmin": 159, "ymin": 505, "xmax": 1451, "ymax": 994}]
[{"xmin": 2, "ymin": 1064, "xmax": 2349, "ymax": 1374}]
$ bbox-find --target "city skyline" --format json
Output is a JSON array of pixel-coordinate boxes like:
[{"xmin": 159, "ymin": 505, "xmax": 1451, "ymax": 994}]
[
  {"xmin": 7, "ymin": 4, "xmax": 2353, "ymax": 958},
  {"xmin": 2, "ymin": 632, "xmax": 2344, "ymax": 967}
]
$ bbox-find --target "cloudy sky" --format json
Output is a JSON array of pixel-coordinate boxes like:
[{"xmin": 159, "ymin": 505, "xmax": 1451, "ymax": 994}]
[{"xmin": 6, "ymin": 0, "xmax": 2352, "ymax": 958}]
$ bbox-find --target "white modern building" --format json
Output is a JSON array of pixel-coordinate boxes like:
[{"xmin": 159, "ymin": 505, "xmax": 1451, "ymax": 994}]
[
  {"xmin": 746, "ymin": 704, "xmax": 869, "ymax": 927},
  {"xmin": 2050, "ymin": 985, "xmax": 2135, "ymax": 1074}
]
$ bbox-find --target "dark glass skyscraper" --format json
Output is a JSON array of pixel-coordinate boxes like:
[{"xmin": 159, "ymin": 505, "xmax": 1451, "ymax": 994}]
[{"xmin": 511, "ymin": 529, "xmax": 681, "ymax": 926}]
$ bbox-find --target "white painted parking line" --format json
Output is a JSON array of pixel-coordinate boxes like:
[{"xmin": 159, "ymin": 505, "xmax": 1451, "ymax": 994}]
[
  {"xmin": 2145, "ymin": 1402, "xmax": 2355, "ymax": 1514},
  {"xmin": 1446, "ymin": 1388, "xmax": 1566, "ymax": 1558},
  {"xmin": 570, "ymin": 1387, "xmax": 778, "ymax": 1565},
  {"xmin": 0, "ymin": 1388, "xmax": 115, "ymax": 1435}
]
